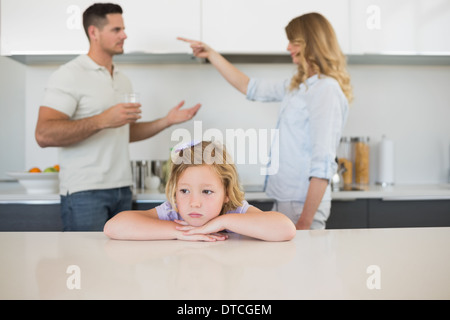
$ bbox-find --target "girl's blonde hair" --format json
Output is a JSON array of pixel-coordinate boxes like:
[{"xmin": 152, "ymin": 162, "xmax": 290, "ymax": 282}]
[
  {"xmin": 285, "ymin": 12, "xmax": 353, "ymax": 103},
  {"xmin": 165, "ymin": 141, "xmax": 245, "ymax": 215}
]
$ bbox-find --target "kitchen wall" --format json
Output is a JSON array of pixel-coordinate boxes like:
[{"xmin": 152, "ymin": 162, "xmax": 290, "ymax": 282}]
[
  {"xmin": 1, "ymin": 55, "xmax": 450, "ymax": 185},
  {"xmin": 0, "ymin": 56, "xmax": 26, "ymax": 178}
]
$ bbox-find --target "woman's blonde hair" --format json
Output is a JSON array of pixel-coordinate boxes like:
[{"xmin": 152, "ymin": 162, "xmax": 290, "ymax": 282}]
[
  {"xmin": 285, "ymin": 12, "xmax": 353, "ymax": 103},
  {"xmin": 165, "ymin": 141, "xmax": 245, "ymax": 215}
]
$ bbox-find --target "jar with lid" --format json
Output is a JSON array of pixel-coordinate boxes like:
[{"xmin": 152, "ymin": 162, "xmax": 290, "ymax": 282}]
[
  {"xmin": 337, "ymin": 137, "xmax": 353, "ymax": 189},
  {"xmin": 352, "ymin": 137, "xmax": 370, "ymax": 187}
]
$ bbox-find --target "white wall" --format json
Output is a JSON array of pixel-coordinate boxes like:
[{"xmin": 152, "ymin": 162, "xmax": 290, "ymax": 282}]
[
  {"xmin": 343, "ymin": 64, "xmax": 450, "ymax": 184},
  {"xmin": 0, "ymin": 56, "xmax": 26, "ymax": 180},
  {"xmin": 4, "ymin": 58, "xmax": 450, "ymax": 185}
]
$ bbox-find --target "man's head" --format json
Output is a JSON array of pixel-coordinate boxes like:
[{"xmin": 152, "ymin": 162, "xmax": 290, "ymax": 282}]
[
  {"xmin": 83, "ymin": 3, "xmax": 126, "ymax": 55},
  {"xmin": 83, "ymin": 3, "xmax": 123, "ymax": 39}
]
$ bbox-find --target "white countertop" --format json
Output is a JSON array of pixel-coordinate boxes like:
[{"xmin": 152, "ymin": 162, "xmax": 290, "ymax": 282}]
[
  {"xmin": 1, "ymin": 181, "xmax": 450, "ymax": 203},
  {"xmin": 1, "ymin": 228, "xmax": 449, "ymax": 300}
]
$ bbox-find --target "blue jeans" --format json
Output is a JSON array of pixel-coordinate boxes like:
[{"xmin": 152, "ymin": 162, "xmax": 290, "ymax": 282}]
[{"xmin": 60, "ymin": 187, "xmax": 132, "ymax": 231}]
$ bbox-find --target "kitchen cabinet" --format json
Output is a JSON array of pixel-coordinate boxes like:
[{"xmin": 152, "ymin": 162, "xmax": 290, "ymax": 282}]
[
  {"xmin": 202, "ymin": 0, "xmax": 350, "ymax": 54},
  {"xmin": 0, "ymin": 0, "xmax": 90, "ymax": 55},
  {"xmin": 0, "ymin": 203, "xmax": 62, "ymax": 231},
  {"xmin": 327, "ymin": 198, "xmax": 450, "ymax": 229},
  {"xmin": 0, "ymin": 0, "xmax": 201, "ymax": 55},
  {"xmin": 350, "ymin": 0, "xmax": 450, "ymax": 55},
  {"xmin": 326, "ymin": 199, "xmax": 369, "ymax": 229},
  {"xmin": 2, "ymin": 198, "xmax": 449, "ymax": 231},
  {"xmin": 120, "ymin": 0, "xmax": 201, "ymax": 54},
  {"xmin": 368, "ymin": 199, "xmax": 450, "ymax": 228},
  {"xmin": 2, "ymin": 0, "xmax": 449, "ymax": 62}
]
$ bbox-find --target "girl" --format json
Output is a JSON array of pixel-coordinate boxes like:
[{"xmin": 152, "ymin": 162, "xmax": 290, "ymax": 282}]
[
  {"xmin": 178, "ymin": 12, "xmax": 352, "ymax": 230},
  {"xmin": 104, "ymin": 141, "xmax": 296, "ymax": 242}
]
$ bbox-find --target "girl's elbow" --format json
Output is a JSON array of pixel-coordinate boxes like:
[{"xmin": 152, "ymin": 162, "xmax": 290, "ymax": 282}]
[
  {"xmin": 103, "ymin": 215, "xmax": 125, "ymax": 239},
  {"xmin": 103, "ymin": 220, "xmax": 117, "ymax": 239},
  {"xmin": 277, "ymin": 221, "xmax": 297, "ymax": 241},
  {"xmin": 285, "ymin": 224, "xmax": 297, "ymax": 241},
  {"xmin": 266, "ymin": 224, "xmax": 296, "ymax": 242}
]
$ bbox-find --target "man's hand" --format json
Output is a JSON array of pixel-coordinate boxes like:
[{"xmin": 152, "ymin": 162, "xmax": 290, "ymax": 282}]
[
  {"xmin": 99, "ymin": 102, "xmax": 142, "ymax": 129},
  {"xmin": 166, "ymin": 101, "xmax": 201, "ymax": 126}
]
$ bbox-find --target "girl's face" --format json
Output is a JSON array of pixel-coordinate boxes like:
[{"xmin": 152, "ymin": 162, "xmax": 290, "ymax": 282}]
[
  {"xmin": 287, "ymin": 41, "xmax": 302, "ymax": 65},
  {"xmin": 175, "ymin": 165, "xmax": 229, "ymax": 227}
]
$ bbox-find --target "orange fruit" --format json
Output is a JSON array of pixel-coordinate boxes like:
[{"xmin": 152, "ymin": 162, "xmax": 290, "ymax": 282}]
[
  {"xmin": 29, "ymin": 167, "xmax": 41, "ymax": 173},
  {"xmin": 53, "ymin": 164, "xmax": 60, "ymax": 172}
]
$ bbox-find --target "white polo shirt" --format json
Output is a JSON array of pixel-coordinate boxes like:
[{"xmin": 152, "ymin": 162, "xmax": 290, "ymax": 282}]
[{"xmin": 42, "ymin": 55, "xmax": 133, "ymax": 195}]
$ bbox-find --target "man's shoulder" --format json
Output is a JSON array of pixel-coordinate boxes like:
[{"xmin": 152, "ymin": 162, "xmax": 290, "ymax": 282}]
[
  {"xmin": 49, "ymin": 55, "xmax": 90, "ymax": 83},
  {"xmin": 59, "ymin": 55, "xmax": 90, "ymax": 71}
]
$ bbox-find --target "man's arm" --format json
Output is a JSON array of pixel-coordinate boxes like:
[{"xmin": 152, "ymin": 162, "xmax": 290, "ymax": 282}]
[
  {"xmin": 35, "ymin": 103, "xmax": 141, "ymax": 147},
  {"xmin": 129, "ymin": 100, "xmax": 201, "ymax": 142}
]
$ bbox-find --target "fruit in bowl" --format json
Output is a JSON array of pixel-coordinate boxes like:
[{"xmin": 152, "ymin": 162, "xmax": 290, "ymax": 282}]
[
  {"xmin": 29, "ymin": 164, "xmax": 60, "ymax": 173},
  {"xmin": 8, "ymin": 166, "xmax": 60, "ymax": 194}
]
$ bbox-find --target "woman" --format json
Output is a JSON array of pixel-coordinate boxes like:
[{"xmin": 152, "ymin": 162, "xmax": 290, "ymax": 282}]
[{"xmin": 178, "ymin": 12, "xmax": 352, "ymax": 229}]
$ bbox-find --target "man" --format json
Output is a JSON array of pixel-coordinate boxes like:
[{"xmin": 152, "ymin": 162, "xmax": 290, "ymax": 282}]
[{"xmin": 35, "ymin": 3, "xmax": 201, "ymax": 231}]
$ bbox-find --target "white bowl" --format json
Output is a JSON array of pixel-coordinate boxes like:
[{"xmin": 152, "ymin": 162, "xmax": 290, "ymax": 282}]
[{"xmin": 7, "ymin": 171, "xmax": 59, "ymax": 194}]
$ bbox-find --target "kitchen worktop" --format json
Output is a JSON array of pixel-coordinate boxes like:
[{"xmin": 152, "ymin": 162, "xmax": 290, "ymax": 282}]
[
  {"xmin": 1, "ymin": 181, "xmax": 450, "ymax": 203},
  {"xmin": 0, "ymin": 228, "xmax": 449, "ymax": 300}
]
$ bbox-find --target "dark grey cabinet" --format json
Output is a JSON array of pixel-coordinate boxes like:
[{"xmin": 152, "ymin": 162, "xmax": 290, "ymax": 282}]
[
  {"xmin": 368, "ymin": 199, "xmax": 450, "ymax": 228},
  {"xmin": 327, "ymin": 199, "xmax": 369, "ymax": 229},
  {"xmin": 327, "ymin": 199, "xmax": 450, "ymax": 229},
  {"xmin": 0, "ymin": 203, "xmax": 62, "ymax": 231},
  {"xmin": 1, "ymin": 198, "xmax": 449, "ymax": 231}
]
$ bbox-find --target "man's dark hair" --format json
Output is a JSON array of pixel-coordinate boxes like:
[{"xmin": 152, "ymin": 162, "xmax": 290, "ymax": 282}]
[{"xmin": 82, "ymin": 3, "xmax": 123, "ymax": 39}]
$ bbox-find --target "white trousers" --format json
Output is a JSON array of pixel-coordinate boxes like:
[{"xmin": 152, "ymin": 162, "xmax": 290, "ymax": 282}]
[{"xmin": 272, "ymin": 200, "xmax": 331, "ymax": 230}]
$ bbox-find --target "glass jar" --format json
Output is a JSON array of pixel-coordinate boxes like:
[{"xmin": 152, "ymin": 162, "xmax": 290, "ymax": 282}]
[
  {"xmin": 337, "ymin": 137, "xmax": 353, "ymax": 188},
  {"xmin": 352, "ymin": 137, "xmax": 370, "ymax": 186}
]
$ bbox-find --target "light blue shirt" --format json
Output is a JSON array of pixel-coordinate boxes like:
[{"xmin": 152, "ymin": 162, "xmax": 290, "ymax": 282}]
[{"xmin": 247, "ymin": 74, "xmax": 349, "ymax": 202}]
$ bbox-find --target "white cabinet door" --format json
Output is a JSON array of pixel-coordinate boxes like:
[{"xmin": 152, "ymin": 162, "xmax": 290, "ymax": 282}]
[
  {"xmin": 350, "ymin": 0, "xmax": 450, "ymax": 54},
  {"xmin": 201, "ymin": 0, "xmax": 350, "ymax": 54},
  {"xmin": 121, "ymin": 0, "xmax": 201, "ymax": 53},
  {"xmin": 1, "ymin": 0, "xmax": 91, "ymax": 55},
  {"xmin": 0, "ymin": 0, "xmax": 201, "ymax": 55}
]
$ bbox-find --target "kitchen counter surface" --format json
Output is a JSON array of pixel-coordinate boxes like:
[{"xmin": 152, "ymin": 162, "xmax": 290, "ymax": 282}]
[
  {"xmin": 1, "ymin": 181, "xmax": 450, "ymax": 203},
  {"xmin": 1, "ymin": 227, "xmax": 449, "ymax": 300}
]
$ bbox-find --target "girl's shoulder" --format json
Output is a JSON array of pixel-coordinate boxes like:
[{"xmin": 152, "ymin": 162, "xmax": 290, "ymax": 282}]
[
  {"xmin": 155, "ymin": 200, "xmax": 252, "ymax": 219},
  {"xmin": 225, "ymin": 200, "xmax": 251, "ymax": 214},
  {"xmin": 155, "ymin": 201, "xmax": 182, "ymax": 221}
]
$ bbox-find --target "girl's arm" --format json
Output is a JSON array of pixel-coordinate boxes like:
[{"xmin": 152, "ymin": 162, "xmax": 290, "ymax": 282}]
[
  {"xmin": 179, "ymin": 207, "xmax": 297, "ymax": 242},
  {"xmin": 103, "ymin": 209, "xmax": 227, "ymax": 241},
  {"xmin": 177, "ymin": 37, "xmax": 250, "ymax": 95}
]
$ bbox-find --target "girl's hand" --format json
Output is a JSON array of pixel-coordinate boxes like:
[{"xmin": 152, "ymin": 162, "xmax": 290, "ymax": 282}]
[
  {"xmin": 176, "ymin": 216, "xmax": 227, "ymax": 238},
  {"xmin": 174, "ymin": 219, "xmax": 228, "ymax": 242},
  {"xmin": 177, "ymin": 37, "xmax": 213, "ymax": 59}
]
